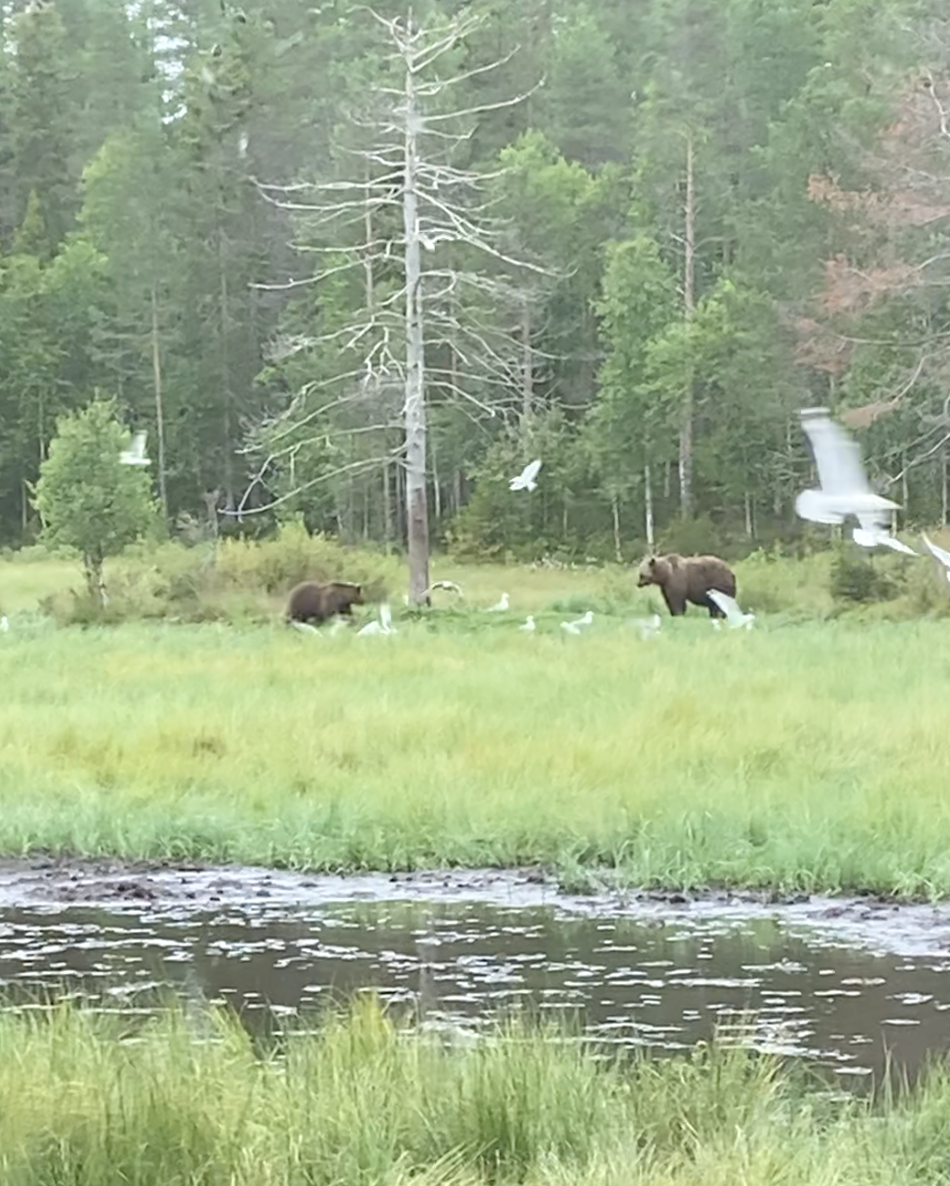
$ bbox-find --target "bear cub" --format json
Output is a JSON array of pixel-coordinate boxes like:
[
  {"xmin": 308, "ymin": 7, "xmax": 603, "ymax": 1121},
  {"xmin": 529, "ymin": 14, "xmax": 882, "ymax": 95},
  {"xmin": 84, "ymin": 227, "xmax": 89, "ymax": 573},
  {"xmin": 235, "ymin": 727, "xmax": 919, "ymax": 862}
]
[{"xmin": 286, "ymin": 580, "xmax": 365, "ymax": 626}]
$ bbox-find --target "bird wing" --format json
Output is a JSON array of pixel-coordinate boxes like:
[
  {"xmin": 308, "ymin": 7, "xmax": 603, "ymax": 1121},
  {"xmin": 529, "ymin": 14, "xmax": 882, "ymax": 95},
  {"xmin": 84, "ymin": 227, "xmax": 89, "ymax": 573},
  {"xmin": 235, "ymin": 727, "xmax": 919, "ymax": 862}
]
[
  {"xmin": 380, "ymin": 602, "xmax": 392, "ymax": 631},
  {"xmin": 922, "ymin": 533, "xmax": 950, "ymax": 569},
  {"xmin": 707, "ymin": 589, "xmax": 741, "ymax": 621},
  {"xmin": 521, "ymin": 459, "xmax": 542, "ymax": 484},
  {"xmin": 855, "ymin": 510, "xmax": 889, "ymax": 533},
  {"xmin": 800, "ymin": 413, "xmax": 870, "ymax": 497},
  {"xmin": 131, "ymin": 431, "xmax": 147, "ymax": 458}
]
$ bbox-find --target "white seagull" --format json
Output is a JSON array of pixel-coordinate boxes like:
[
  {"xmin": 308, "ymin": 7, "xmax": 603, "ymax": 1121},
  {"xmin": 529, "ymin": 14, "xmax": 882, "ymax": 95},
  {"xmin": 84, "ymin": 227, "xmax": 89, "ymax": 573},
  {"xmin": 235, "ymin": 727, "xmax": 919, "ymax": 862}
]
[
  {"xmin": 707, "ymin": 589, "xmax": 755, "ymax": 630},
  {"xmin": 0, "ymin": 616, "xmax": 8, "ymax": 633},
  {"xmin": 424, "ymin": 580, "xmax": 464, "ymax": 598},
  {"xmin": 630, "ymin": 611, "xmax": 662, "ymax": 640},
  {"xmin": 561, "ymin": 610, "xmax": 593, "ymax": 635},
  {"xmin": 852, "ymin": 518, "xmax": 917, "ymax": 555},
  {"xmin": 921, "ymin": 532, "xmax": 950, "ymax": 585},
  {"xmin": 487, "ymin": 593, "xmax": 509, "ymax": 612},
  {"xmin": 509, "ymin": 459, "xmax": 542, "ymax": 492},
  {"xmin": 358, "ymin": 602, "xmax": 395, "ymax": 636},
  {"xmin": 120, "ymin": 431, "xmax": 151, "ymax": 467},
  {"xmin": 518, "ymin": 615, "xmax": 536, "ymax": 632},
  {"xmin": 796, "ymin": 408, "xmax": 900, "ymax": 533}
]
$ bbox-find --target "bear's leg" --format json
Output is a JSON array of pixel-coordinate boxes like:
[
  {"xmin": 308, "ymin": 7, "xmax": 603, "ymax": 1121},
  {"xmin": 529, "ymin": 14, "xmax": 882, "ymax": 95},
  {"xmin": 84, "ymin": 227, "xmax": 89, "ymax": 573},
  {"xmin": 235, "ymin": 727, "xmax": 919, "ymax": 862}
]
[{"xmin": 661, "ymin": 588, "xmax": 686, "ymax": 616}]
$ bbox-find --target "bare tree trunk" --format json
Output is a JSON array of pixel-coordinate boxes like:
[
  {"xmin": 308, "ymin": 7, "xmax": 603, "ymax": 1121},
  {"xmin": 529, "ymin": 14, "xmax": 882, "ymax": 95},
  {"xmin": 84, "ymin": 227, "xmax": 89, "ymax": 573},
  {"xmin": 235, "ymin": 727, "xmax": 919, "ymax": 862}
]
[
  {"xmin": 150, "ymin": 285, "xmax": 169, "ymax": 522},
  {"xmin": 218, "ymin": 229, "xmax": 235, "ymax": 511},
  {"xmin": 84, "ymin": 554, "xmax": 107, "ymax": 609},
  {"xmin": 644, "ymin": 463, "xmax": 655, "ymax": 549},
  {"xmin": 744, "ymin": 491, "xmax": 753, "ymax": 538},
  {"xmin": 521, "ymin": 299, "xmax": 533, "ymax": 423},
  {"xmin": 432, "ymin": 431, "xmax": 442, "ymax": 523},
  {"xmin": 383, "ymin": 459, "xmax": 393, "ymax": 549},
  {"xmin": 902, "ymin": 451, "xmax": 910, "ymax": 515},
  {"xmin": 679, "ymin": 133, "xmax": 696, "ymax": 519},
  {"xmin": 943, "ymin": 444, "xmax": 948, "ymax": 528},
  {"xmin": 611, "ymin": 494, "xmax": 622, "ymax": 562},
  {"xmin": 403, "ymin": 46, "xmax": 430, "ymax": 603}
]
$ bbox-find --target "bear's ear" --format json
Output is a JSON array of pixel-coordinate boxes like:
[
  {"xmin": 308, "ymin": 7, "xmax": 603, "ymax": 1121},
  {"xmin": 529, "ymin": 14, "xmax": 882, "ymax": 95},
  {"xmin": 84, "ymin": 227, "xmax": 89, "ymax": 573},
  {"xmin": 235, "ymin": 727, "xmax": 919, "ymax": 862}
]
[{"xmin": 648, "ymin": 556, "xmax": 657, "ymax": 568}]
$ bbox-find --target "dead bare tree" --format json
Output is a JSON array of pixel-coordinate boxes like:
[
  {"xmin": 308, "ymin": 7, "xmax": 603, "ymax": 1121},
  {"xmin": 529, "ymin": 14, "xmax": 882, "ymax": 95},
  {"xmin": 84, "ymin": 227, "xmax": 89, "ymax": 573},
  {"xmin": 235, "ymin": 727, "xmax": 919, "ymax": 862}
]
[{"xmin": 232, "ymin": 8, "xmax": 543, "ymax": 604}]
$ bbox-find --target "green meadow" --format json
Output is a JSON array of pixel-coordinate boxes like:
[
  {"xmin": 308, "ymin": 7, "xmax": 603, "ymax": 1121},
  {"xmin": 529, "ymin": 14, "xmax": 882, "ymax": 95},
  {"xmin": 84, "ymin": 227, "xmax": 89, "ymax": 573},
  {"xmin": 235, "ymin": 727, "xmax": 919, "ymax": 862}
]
[
  {"xmin": 3, "ymin": 537, "xmax": 950, "ymax": 896},
  {"xmin": 0, "ymin": 995, "xmax": 945, "ymax": 1186}
]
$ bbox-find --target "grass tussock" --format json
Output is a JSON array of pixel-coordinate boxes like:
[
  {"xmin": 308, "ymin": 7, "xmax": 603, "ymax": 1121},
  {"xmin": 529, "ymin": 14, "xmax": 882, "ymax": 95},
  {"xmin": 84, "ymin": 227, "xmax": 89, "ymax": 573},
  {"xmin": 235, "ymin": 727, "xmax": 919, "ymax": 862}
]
[{"xmin": 0, "ymin": 995, "xmax": 946, "ymax": 1185}]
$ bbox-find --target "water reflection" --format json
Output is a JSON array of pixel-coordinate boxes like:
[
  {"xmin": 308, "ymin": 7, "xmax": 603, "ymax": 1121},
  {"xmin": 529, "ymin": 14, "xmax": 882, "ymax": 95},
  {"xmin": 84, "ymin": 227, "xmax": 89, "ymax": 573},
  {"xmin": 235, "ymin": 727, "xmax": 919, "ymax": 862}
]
[{"xmin": 0, "ymin": 898, "xmax": 949, "ymax": 1083}]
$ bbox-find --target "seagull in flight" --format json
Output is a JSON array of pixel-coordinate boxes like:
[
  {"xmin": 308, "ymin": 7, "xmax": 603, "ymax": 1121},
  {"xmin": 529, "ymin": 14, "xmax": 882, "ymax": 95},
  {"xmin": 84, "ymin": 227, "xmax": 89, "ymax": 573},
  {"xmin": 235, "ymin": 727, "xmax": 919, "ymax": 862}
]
[
  {"xmin": 509, "ymin": 459, "xmax": 542, "ymax": 492},
  {"xmin": 795, "ymin": 408, "xmax": 913, "ymax": 551},
  {"xmin": 707, "ymin": 590, "xmax": 755, "ymax": 629},
  {"xmin": 921, "ymin": 533, "xmax": 950, "ymax": 584},
  {"xmin": 120, "ymin": 431, "xmax": 151, "ymax": 467}
]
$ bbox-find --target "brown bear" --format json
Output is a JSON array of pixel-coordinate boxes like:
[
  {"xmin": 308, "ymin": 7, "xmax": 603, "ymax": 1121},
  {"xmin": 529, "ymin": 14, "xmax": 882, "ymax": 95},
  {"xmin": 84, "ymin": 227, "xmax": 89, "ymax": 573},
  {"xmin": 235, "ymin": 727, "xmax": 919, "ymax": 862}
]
[
  {"xmin": 285, "ymin": 580, "xmax": 365, "ymax": 626},
  {"xmin": 636, "ymin": 553, "xmax": 737, "ymax": 619}
]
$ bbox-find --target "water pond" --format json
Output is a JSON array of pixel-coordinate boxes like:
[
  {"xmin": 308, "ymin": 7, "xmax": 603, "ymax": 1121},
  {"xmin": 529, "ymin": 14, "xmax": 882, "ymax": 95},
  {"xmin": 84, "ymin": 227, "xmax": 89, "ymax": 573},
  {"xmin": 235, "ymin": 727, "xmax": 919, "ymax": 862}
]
[{"xmin": 2, "ymin": 859, "xmax": 950, "ymax": 1085}]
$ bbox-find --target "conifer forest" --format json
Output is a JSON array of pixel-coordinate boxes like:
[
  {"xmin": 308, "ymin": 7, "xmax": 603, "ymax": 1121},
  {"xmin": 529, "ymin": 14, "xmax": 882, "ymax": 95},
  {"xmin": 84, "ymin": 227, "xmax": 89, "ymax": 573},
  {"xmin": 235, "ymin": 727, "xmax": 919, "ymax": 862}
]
[{"xmin": 1, "ymin": 0, "xmax": 948, "ymax": 563}]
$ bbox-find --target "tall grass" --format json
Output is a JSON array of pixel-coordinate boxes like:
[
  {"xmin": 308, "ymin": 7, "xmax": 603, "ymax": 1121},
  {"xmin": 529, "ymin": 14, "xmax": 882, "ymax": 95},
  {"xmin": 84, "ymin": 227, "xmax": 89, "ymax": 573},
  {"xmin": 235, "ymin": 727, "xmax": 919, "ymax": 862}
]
[
  {"xmin": 0, "ymin": 994, "xmax": 946, "ymax": 1185},
  {"xmin": 6, "ymin": 539, "xmax": 950, "ymax": 893},
  {"xmin": 2, "ymin": 603, "xmax": 950, "ymax": 894}
]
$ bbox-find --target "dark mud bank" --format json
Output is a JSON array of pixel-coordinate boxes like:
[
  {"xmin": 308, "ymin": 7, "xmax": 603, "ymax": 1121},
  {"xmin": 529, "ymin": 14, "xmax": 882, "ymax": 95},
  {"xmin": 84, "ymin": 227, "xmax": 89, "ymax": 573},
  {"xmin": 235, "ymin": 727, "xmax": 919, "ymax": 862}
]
[{"xmin": 4, "ymin": 855, "xmax": 950, "ymax": 959}]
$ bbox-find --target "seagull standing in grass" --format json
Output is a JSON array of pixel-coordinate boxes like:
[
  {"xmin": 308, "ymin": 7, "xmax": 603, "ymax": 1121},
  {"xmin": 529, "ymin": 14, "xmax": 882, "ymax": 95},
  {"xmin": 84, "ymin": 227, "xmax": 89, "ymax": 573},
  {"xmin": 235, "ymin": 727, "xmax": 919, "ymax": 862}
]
[
  {"xmin": 509, "ymin": 459, "xmax": 542, "ymax": 492},
  {"xmin": 631, "ymin": 611, "xmax": 661, "ymax": 640},
  {"xmin": 358, "ymin": 602, "xmax": 395, "ymax": 636},
  {"xmin": 561, "ymin": 610, "xmax": 593, "ymax": 635},
  {"xmin": 921, "ymin": 533, "xmax": 950, "ymax": 585},
  {"xmin": 707, "ymin": 589, "xmax": 755, "ymax": 629},
  {"xmin": 796, "ymin": 408, "xmax": 914, "ymax": 552},
  {"xmin": 487, "ymin": 593, "xmax": 509, "ymax": 612},
  {"xmin": 120, "ymin": 431, "xmax": 151, "ymax": 467},
  {"xmin": 0, "ymin": 616, "xmax": 8, "ymax": 633},
  {"xmin": 519, "ymin": 615, "xmax": 536, "ymax": 632}
]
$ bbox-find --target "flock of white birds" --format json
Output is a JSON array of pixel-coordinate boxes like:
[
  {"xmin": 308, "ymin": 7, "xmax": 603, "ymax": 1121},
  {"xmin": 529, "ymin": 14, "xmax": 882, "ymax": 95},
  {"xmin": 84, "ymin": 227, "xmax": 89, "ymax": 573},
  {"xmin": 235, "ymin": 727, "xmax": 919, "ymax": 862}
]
[{"xmin": 436, "ymin": 407, "xmax": 950, "ymax": 641}]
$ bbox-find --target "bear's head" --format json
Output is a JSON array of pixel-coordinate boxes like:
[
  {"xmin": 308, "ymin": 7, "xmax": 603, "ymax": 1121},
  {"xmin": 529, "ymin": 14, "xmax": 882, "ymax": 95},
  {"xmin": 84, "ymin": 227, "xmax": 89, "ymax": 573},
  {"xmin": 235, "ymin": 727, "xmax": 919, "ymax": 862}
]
[{"xmin": 637, "ymin": 555, "xmax": 670, "ymax": 588}]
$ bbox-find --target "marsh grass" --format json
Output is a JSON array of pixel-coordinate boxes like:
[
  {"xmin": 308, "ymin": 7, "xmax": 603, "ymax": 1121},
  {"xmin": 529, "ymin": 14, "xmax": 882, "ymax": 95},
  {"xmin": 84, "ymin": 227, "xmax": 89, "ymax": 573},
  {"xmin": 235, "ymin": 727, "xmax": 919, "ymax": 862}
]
[
  {"xmin": 0, "ymin": 994, "xmax": 945, "ymax": 1185},
  {"xmin": 6, "ymin": 537, "xmax": 950, "ymax": 892},
  {"xmin": 3, "ymin": 597, "xmax": 950, "ymax": 893}
]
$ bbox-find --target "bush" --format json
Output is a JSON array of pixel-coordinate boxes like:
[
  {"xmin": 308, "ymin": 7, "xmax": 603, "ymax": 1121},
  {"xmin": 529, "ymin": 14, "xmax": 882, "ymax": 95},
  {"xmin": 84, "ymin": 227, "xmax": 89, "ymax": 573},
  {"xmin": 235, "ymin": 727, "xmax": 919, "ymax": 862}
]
[
  {"xmin": 829, "ymin": 546, "xmax": 898, "ymax": 603},
  {"xmin": 43, "ymin": 522, "xmax": 401, "ymax": 626}
]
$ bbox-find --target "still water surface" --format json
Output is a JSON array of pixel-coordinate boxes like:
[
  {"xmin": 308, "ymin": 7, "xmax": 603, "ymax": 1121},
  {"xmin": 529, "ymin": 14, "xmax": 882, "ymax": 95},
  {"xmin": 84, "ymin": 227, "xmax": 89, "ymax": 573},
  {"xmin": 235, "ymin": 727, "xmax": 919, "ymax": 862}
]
[{"xmin": 1, "ymin": 891, "xmax": 950, "ymax": 1083}]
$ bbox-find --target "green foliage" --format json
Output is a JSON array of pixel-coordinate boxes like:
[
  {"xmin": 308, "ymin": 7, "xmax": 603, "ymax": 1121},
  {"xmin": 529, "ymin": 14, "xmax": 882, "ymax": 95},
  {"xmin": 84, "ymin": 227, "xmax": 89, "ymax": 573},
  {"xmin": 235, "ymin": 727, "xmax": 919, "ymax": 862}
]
[
  {"xmin": 3, "ymin": 995, "xmax": 948, "ymax": 1186},
  {"xmin": 33, "ymin": 397, "xmax": 157, "ymax": 602},
  {"xmin": 0, "ymin": 0, "xmax": 944, "ymax": 565},
  {"xmin": 830, "ymin": 546, "xmax": 898, "ymax": 604},
  {"xmin": 41, "ymin": 521, "xmax": 400, "ymax": 626}
]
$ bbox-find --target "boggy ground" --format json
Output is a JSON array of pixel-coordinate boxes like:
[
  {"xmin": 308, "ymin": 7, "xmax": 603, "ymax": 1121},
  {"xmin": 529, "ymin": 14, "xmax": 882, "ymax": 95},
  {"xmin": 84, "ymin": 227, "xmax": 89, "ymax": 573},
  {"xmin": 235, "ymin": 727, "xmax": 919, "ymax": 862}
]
[{"xmin": 9, "ymin": 854, "xmax": 950, "ymax": 959}]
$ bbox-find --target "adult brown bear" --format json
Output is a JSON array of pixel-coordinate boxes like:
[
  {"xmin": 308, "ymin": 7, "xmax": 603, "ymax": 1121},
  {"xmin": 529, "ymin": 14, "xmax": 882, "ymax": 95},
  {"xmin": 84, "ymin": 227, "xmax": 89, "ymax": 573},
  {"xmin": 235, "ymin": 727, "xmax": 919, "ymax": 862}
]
[
  {"xmin": 285, "ymin": 580, "xmax": 365, "ymax": 626},
  {"xmin": 636, "ymin": 553, "xmax": 737, "ymax": 619}
]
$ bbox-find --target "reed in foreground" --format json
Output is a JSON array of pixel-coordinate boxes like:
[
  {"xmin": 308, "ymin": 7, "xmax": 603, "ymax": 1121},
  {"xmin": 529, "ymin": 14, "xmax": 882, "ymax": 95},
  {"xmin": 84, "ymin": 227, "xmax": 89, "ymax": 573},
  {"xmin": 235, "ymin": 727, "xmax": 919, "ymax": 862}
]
[{"xmin": 0, "ymin": 995, "xmax": 948, "ymax": 1185}]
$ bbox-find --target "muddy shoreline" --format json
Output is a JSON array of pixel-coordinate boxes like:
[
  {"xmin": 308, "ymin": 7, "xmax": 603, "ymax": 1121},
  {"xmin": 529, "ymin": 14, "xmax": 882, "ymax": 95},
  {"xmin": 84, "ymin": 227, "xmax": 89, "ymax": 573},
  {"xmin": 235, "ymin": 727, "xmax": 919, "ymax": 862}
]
[{"xmin": 0, "ymin": 854, "xmax": 947, "ymax": 958}]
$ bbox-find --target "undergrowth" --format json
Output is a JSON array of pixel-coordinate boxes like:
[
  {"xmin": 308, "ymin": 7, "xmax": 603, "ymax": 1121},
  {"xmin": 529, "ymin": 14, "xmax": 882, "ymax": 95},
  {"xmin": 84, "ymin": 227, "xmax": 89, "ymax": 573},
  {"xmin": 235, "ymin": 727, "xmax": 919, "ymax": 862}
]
[{"xmin": 0, "ymin": 994, "xmax": 947, "ymax": 1185}]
